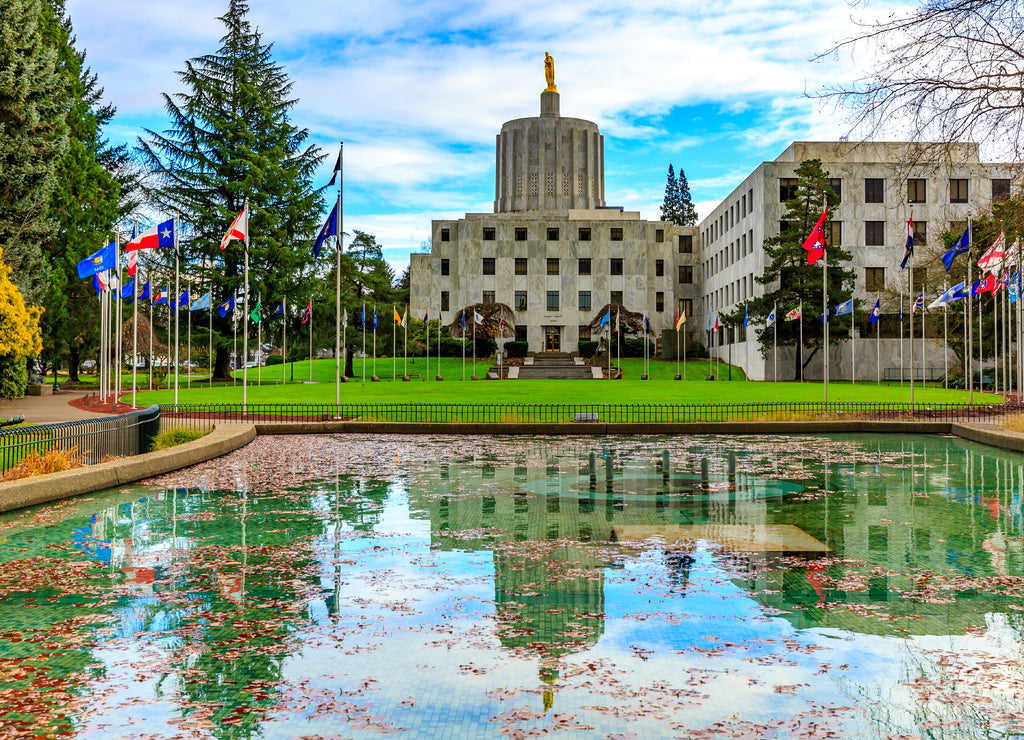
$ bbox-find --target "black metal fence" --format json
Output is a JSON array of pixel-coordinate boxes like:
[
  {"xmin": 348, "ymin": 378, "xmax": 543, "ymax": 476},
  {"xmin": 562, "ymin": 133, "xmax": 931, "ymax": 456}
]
[
  {"xmin": 158, "ymin": 401, "xmax": 1022, "ymax": 430},
  {"xmin": 0, "ymin": 405, "xmax": 161, "ymax": 475}
]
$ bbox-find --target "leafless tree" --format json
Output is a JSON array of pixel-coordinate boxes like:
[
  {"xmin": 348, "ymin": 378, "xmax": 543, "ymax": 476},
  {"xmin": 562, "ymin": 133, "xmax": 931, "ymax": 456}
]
[{"xmin": 817, "ymin": 0, "xmax": 1024, "ymax": 162}]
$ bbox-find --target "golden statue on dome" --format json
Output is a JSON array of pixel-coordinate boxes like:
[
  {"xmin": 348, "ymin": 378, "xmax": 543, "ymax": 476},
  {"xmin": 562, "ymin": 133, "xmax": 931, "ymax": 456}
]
[{"xmin": 544, "ymin": 52, "xmax": 557, "ymax": 93}]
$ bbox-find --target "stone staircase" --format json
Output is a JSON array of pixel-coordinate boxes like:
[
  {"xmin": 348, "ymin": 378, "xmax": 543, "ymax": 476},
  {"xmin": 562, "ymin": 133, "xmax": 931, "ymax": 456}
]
[{"xmin": 514, "ymin": 353, "xmax": 598, "ymax": 379}]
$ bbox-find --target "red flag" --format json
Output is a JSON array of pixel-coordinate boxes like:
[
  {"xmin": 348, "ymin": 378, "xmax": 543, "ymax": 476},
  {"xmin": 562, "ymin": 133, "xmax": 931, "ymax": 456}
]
[
  {"xmin": 301, "ymin": 299, "xmax": 312, "ymax": 324},
  {"xmin": 801, "ymin": 208, "xmax": 827, "ymax": 266},
  {"xmin": 976, "ymin": 273, "xmax": 996, "ymax": 294},
  {"xmin": 220, "ymin": 206, "xmax": 248, "ymax": 250},
  {"xmin": 126, "ymin": 250, "xmax": 137, "ymax": 277}
]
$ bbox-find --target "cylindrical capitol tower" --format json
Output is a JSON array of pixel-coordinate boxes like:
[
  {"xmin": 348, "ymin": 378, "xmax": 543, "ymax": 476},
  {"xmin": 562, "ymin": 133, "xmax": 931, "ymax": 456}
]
[{"xmin": 493, "ymin": 62, "xmax": 605, "ymax": 213}]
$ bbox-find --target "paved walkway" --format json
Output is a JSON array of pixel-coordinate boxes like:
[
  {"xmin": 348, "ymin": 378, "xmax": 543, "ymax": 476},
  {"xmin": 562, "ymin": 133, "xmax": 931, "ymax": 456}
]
[{"xmin": 0, "ymin": 390, "xmax": 114, "ymax": 424}]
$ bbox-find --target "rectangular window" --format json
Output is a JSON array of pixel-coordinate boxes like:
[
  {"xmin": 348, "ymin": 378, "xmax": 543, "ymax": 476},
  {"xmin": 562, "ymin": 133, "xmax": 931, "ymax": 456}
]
[
  {"xmin": 656, "ymin": 292, "xmax": 664, "ymax": 312},
  {"xmin": 949, "ymin": 179, "xmax": 969, "ymax": 204},
  {"xmin": 440, "ymin": 291, "xmax": 449, "ymax": 312},
  {"xmin": 865, "ymin": 178, "xmax": 884, "ymax": 203},
  {"xmin": 546, "ymin": 291, "xmax": 559, "ymax": 311},
  {"xmin": 780, "ymin": 178, "xmax": 798, "ymax": 201},
  {"xmin": 610, "ymin": 258, "xmax": 623, "ymax": 275},
  {"xmin": 440, "ymin": 258, "xmax": 450, "ymax": 276},
  {"xmin": 655, "ymin": 259, "xmax": 664, "ymax": 277},
  {"xmin": 865, "ymin": 267, "xmax": 885, "ymax": 292},
  {"xmin": 514, "ymin": 227, "xmax": 527, "ymax": 241},
  {"xmin": 482, "ymin": 291, "xmax": 495, "ymax": 304},
  {"xmin": 578, "ymin": 257, "xmax": 591, "ymax": 275},
  {"xmin": 514, "ymin": 257, "xmax": 527, "ymax": 275},
  {"xmin": 547, "ymin": 227, "xmax": 559, "ymax": 241},
  {"xmin": 578, "ymin": 290, "xmax": 591, "ymax": 311},
  {"xmin": 440, "ymin": 227, "xmax": 450, "ymax": 241},
  {"xmin": 678, "ymin": 235, "xmax": 693, "ymax": 253},
  {"xmin": 578, "ymin": 325, "xmax": 591, "ymax": 341},
  {"xmin": 912, "ymin": 266, "xmax": 927, "ymax": 288},
  {"xmin": 678, "ymin": 265, "xmax": 693, "ymax": 284},
  {"xmin": 482, "ymin": 257, "xmax": 495, "ymax": 275},
  {"xmin": 578, "ymin": 227, "xmax": 591, "ymax": 241},
  {"xmin": 827, "ymin": 221, "xmax": 842, "ymax": 247},
  {"xmin": 546, "ymin": 257, "xmax": 559, "ymax": 275},
  {"xmin": 829, "ymin": 178, "xmax": 842, "ymax": 203},
  {"xmin": 655, "ymin": 228, "xmax": 664, "ymax": 242},
  {"xmin": 514, "ymin": 290, "xmax": 527, "ymax": 311},
  {"xmin": 907, "ymin": 178, "xmax": 927, "ymax": 203},
  {"xmin": 993, "ymin": 179, "xmax": 1012, "ymax": 202},
  {"xmin": 515, "ymin": 326, "xmax": 526, "ymax": 342},
  {"xmin": 611, "ymin": 290, "xmax": 623, "ymax": 305},
  {"xmin": 482, "ymin": 226, "xmax": 496, "ymax": 240},
  {"xmin": 913, "ymin": 220, "xmax": 927, "ymax": 246},
  {"xmin": 610, "ymin": 227, "xmax": 624, "ymax": 241},
  {"xmin": 865, "ymin": 221, "xmax": 885, "ymax": 246}
]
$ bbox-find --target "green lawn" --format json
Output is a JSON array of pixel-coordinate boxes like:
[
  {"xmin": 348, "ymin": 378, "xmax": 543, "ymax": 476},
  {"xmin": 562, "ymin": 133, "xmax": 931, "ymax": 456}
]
[{"xmin": 125, "ymin": 357, "xmax": 1000, "ymax": 407}]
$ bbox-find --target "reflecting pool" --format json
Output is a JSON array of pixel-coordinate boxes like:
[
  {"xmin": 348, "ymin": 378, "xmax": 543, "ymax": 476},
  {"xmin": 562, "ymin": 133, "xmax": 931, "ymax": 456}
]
[{"xmin": 3, "ymin": 433, "xmax": 1024, "ymax": 739}]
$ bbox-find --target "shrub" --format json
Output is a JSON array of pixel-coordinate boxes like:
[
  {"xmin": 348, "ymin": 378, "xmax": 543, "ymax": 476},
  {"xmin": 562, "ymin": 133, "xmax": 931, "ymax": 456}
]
[
  {"xmin": 503, "ymin": 341, "xmax": 529, "ymax": 358},
  {"xmin": 622, "ymin": 338, "xmax": 656, "ymax": 358},
  {"xmin": 473, "ymin": 336, "xmax": 497, "ymax": 357},
  {"xmin": 265, "ymin": 354, "xmax": 284, "ymax": 366},
  {"xmin": 0, "ymin": 355, "xmax": 27, "ymax": 399},
  {"xmin": 2, "ymin": 445, "xmax": 82, "ymax": 480},
  {"xmin": 685, "ymin": 339, "xmax": 708, "ymax": 358},
  {"xmin": 577, "ymin": 340, "xmax": 598, "ymax": 358},
  {"xmin": 151, "ymin": 428, "xmax": 211, "ymax": 451}
]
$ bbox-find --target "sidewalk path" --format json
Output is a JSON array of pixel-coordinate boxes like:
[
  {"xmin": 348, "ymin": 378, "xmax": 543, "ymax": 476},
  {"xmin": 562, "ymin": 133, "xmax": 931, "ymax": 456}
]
[{"xmin": 0, "ymin": 390, "xmax": 117, "ymax": 424}]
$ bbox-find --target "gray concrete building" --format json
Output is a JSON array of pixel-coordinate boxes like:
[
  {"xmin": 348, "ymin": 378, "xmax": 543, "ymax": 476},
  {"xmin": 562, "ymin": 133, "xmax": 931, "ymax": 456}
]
[
  {"xmin": 409, "ymin": 87, "xmax": 698, "ymax": 355},
  {"xmin": 700, "ymin": 141, "xmax": 1018, "ymax": 380}
]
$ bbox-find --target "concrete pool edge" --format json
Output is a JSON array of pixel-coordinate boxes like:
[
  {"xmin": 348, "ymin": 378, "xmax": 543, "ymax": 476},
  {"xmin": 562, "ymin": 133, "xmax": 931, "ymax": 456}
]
[{"xmin": 0, "ymin": 423, "xmax": 256, "ymax": 514}]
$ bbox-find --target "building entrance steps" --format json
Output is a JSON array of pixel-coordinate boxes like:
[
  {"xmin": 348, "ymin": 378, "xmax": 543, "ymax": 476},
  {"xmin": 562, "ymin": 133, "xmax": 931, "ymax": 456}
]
[{"xmin": 515, "ymin": 354, "xmax": 596, "ymax": 379}]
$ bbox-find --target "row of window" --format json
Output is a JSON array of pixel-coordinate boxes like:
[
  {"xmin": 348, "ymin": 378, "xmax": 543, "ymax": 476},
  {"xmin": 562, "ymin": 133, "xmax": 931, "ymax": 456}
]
[
  {"xmin": 704, "ymin": 189, "xmax": 756, "ymax": 246},
  {"xmin": 440, "ymin": 257, "xmax": 681, "ymax": 277},
  {"xmin": 706, "ymin": 229, "xmax": 756, "ymax": 277},
  {"xmin": 864, "ymin": 266, "xmax": 927, "ymax": 292},
  {"xmin": 779, "ymin": 177, "xmax": 1010, "ymax": 206},
  {"xmin": 439, "ymin": 227, "xmax": 695, "ymax": 251},
  {"xmin": 438, "ymin": 290, "xmax": 668, "ymax": 313}
]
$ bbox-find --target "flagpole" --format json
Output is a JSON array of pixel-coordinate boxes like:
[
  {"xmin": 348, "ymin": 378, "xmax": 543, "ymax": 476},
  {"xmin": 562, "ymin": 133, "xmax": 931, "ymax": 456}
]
[
  {"xmin": 148, "ymin": 267, "xmax": 153, "ymax": 392},
  {"xmin": 920, "ymin": 298, "xmax": 925, "ymax": 394},
  {"xmin": 472, "ymin": 312, "xmax": 477, "ymax": 380},
  {"xmin": 283, "ymin": 298, "xmax": 287, "ymax": 386},
  {"xmin": 823, "ymin": 228, "xmax": 829, "ymax": 406},
  {"xmin": 900, "ymin": 293, "xmax": 904, "ymax": 387},
  {"xmin": 242, "ymin": 200, "xmax": 249, "ymax": 413},
  {"xmin": 173, "ymin": 217, "xmax": 180, "ymax": 406},
  {"xmin": 943, "ymin": 282, "xmax": 948, "ymax": 390},
  {"xmin": 675, "ymin": 311, "xmax": 680, "ymax": 379},
  {"xmin": 99, "ymin": 276, "xmax": 105, "ymax": 402},
  {"xmin": 308, "ymin": 301, "xmax": 313, "ymax": 382},
  {"xmin": 232, "ymin": 300, "xmax": 237, "ymax": 388},
  {"xmin": 799, "ymin": 300, "xmax": 803, "ymax": 382},
  {"xmin": 187, "ymin": 292, "xmax": 192, "ymax": 389},
  {"xmin": 362, "ymin": 303, "xmax": 366, "ymax": 384},
  {"xmin": 968, "ymin": 218, "xmax": 973, "ymax": 404},
  {"xmin": 207, "ymin": 281, "xmax": 212, "ymax": 389},
  {"xmin": 403, "ymin": 307, "xmax": 408, "ymax": 379},
  {"xmin": 116, "ymin": 234, "xmax": 122, "ymax": 405},
  {"xmin": 682, "ymin": 322, "xmax": 686, "ymax": 380},
  {"xmin": 166, "ymin": 295, "xmax": 171, "ymax": 391},
  {"xmin": 773, "ymin": 301, "xmax": 777, "ymax": 382},
  {"xmin": 876, "ymin": 293, "xmax": 880, "ymax": 385},
  {"xmin": 437, "ymin": 310, "xmax": 442, "ymax": 381},
  {"xmin": 393, "ymin": 304, "xmax": 397, "ymax": 382},
  {"xmin": 851, "ymin": 303, "xmax": 855, "ymax": 385},
  {"xmin": 462, "ymin": 312, "xmax": 466, "ymax": 381},
  {"xmin": 257, "ymin": 297, "xmax": 262, "ymax": 386},
  {"xmin": 132, "ymin": 221, "xmax": 138, "ymax": 407},
  {"xmin": 372, "ymin": 307, "xmax": 377, "ymax": 380},
  {"xmin": 909, "ymin": 227, "xmax": 914, "ymax": 404},
  {"xmin": 335, "ymin": 142, "xmax": 343, "ymax": 406}
]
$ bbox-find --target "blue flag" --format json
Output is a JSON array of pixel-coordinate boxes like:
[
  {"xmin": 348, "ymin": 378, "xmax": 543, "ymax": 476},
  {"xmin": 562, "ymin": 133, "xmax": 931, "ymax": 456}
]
[
  {"xmin": 120, "ymin": 277, "xmax": 135, "ymax": 300},
  {"xmin": 835, "ymin": 298, "xmax": 853, "ymax": 316},
  {"xmin": 743, "ymin": 304, "xmax": 748, "ymax": 327},
  {"xmin": 77, "ymin": 241, "xmax": 116, "ymax": 279},
  {"xmin": 176, "ymin": 289, "xmax": 189, "ymax": 310},
  {"xmin": 153, "ymin": 287, "xmax": 169, "ymax": 305},
  {"xmin": 869, "ymin": 298, "xmax": 880, "ymax": 324},
  {"xmin": 461, "ymin": 312, "xmax": 466, "ymax": 332},
  {"xmin": 217, "ymin": 295, "xmax": 235, "ymax": 318},
  {"xmin": 941, "ymin": 224, "xmax": 971, "ymax": 271},
  {"xmin": 373, "ymin": 305, "xmax": 378, "ymax": 330},
  {"xmin": 599, "ymin": 311, "xmax": 609, "ymax": 329},
  {"xmin": 190, "ymin": 292, "xmax": 211, "ymax": 311},
  {"xmin": 313, "ymin": 202, "xmax": 338, "ymax": 261},
  {"xmin": 138, "ymin": 281, "xmax": 150, "ymax": 301},
  {"xmin": 273, "ymin": 299, "xmax": 285, "ymax": 315}
]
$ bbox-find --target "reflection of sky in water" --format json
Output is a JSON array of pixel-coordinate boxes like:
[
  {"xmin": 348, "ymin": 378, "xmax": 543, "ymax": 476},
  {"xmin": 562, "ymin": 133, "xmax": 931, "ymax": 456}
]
[{"xmin": 1, "ymin": 434, "xmax": 1024, "ymax": 738}]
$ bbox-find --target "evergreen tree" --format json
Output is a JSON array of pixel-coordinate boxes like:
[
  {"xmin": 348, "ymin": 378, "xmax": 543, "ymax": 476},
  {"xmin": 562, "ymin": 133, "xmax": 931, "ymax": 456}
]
[
  {"xmin": 0, "ymin": 0, "xmax": 68, "ymax": 306},
  {"xmin": 660, "ymin": 164, "xmax": 697, "ymax": 226},
  {"xmin": 732, "ymin": 159, "xmax": 854, "ymax": 380},
  {"xmin": 139, "ymin": 0, "xmax": 323, "ymax": 379},
  {"xmin": 0, "ymin": 247, "xmax": 43, "ymax": 398},
  {"xmin": 39, "ymin": 0, "xmax": 127, "ymax": 381}
]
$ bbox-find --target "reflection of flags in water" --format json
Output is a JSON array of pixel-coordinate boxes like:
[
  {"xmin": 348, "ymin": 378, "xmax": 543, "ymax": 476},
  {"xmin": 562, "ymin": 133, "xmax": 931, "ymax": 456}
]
[{"xmin": 301, "ymin": 300, "xmax": 312, "ymax": 324}]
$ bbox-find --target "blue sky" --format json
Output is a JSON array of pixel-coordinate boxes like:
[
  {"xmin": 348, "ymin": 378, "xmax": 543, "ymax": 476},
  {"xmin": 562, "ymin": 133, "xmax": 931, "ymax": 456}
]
[{"xmin": 66, "ymin": 0, "xmax": 913, "ymax": 272}]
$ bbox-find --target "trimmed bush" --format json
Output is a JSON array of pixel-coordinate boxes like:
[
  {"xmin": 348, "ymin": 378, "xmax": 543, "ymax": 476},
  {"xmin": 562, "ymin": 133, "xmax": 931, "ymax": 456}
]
[
  {"xmin": 622, "ymin": 338, "xmax": 656, "ymax": 358},
  {"xmin": 265, "ymin": 354, "xmax": 284, "ymax": 366},
  {"xmin": 577, "ymin": 340, "xmax": 598, "ymax": 358},
  {"xmin": 685, "ymin": 339, "xmax": 708, "ymax": 358},
  {"xmin": 503, "ymin": 341, "xmax": 529, "ymax": 358}
]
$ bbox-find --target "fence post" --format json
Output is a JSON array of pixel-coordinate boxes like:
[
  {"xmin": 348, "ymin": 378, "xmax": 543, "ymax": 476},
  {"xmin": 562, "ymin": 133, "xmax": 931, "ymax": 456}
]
[{"xmin": 138, "ymin": 405, "xmax": 161, "ymax": 453}]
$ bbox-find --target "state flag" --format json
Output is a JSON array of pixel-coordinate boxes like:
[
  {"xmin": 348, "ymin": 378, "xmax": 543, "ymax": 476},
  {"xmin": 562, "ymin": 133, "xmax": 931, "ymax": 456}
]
[
  {"xmin": 273, "ymin": 300, "xmax": 285, "ymax": 316},
  {"xmin": 120, "ymin": 278, "xmax": 135, "ymax": 300},
  {"xmin": 327, "ymin": 149, "xmax": 342, "ymax": 187},
  {"xmin": 125, "ymin": 218, "xmax": 175, "ymax": 252},
  {"xmin": 675, "ymin": 310, "xmax": 686, "ymax": 330},
  {"xmin": 220, "ymin": 206, "xmax": 248, "ymax": 250},
  {"xmin": 869, "ymin": 298, "xmax": 881, "ymax": 324},
  {"xmin": 77, "ymin": 241, "xmax": 116, "ymax": 279},
  {"xmin": 249, "ymin": 300, "xmax": 262, "ymax": 323},
  {"xmin": 978, "ymin": 232, "xmax": 1006, "ymax": 274},
  {"xmin": 217, "ymin": 295, "xmax": 235, "ymax": 318},
  {"xmin": 785, "ymin": 307, "xmax": 801, "ymax": 321},
  {"xmin": 138, "ymin": 281, "xmax": 150, "ymax": 301},
  {"xmin": 766, "ymin": 306, "xmax": 776, "ymax": 326},
  {"xmin": 313, "ymin": 202, "xmax": 338, "ymax": 260},
  {"xmin": 900, "ymin": 217, "xmax": 914, "ymax": 269},
  {"xmin": 190, "ymin": 292, "xmax": 211, "ymax": 311},
  {"xmin": 835, "ymin": 298, "xmax": 853, "ymax": 316},
  {"xmin": 911, "ymin": 294, "xmax": 924, "ymax": 313},
  {"xmin": 394, "ymin": 306, "xmax": 403, "ymax": 326},
  {"xmin": 153, "ymin": 287, "xmax": 169, "ymax": 305},
  {"xmin": 942, "ymin": 223, "xmax": 971, "ymax": 271},
  {"xmin": 301, "ymin": 300, "xmax": 312, "ymax": 324},
  {"xmin": 801, "ymin": 208, "xmax": 827, "ymax": 266}
]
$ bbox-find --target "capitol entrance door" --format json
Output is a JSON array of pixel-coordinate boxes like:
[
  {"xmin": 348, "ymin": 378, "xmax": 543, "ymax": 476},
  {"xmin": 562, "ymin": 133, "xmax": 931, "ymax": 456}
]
[{"xmin": 544, "ymin": 327, "xmax": 561, "ymax": 352}]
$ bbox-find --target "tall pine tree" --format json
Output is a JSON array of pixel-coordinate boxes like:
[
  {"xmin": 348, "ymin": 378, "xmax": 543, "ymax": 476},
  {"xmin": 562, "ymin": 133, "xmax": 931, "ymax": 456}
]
[
  {"xmin": 139, "ymin": 0, "xmax": 323, "ymax": 379},
  {"xmin": 0, "ymin": 0, "xmax": 68, "ymax": 306},
  {"xmin": 734, "ymin": 159, "xmax": 854, "ymax": 380},
  {"xmin": 40, "ymin": 0, "xmax": 127, "ymax": 381},
  {"xmin": 660, "ymin": 164, "xmax": 697, "ymax": 226}
]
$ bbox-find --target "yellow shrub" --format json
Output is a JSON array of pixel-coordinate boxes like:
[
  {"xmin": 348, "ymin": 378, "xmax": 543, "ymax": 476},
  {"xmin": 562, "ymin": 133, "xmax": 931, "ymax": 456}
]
[{"xmin": 2, "ymin": 446, "xmax": 82, "ymax": 480}]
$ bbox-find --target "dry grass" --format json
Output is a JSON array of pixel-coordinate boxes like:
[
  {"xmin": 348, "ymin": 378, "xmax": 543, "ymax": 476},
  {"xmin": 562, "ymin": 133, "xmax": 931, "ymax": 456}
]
[
  {"xmin": 998, "ymin": 416, "xmax": 1024, "ymax": 433},
  {"xmin": 2, "ymin": 446, "xmax": 83, "ymax": 481}
]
